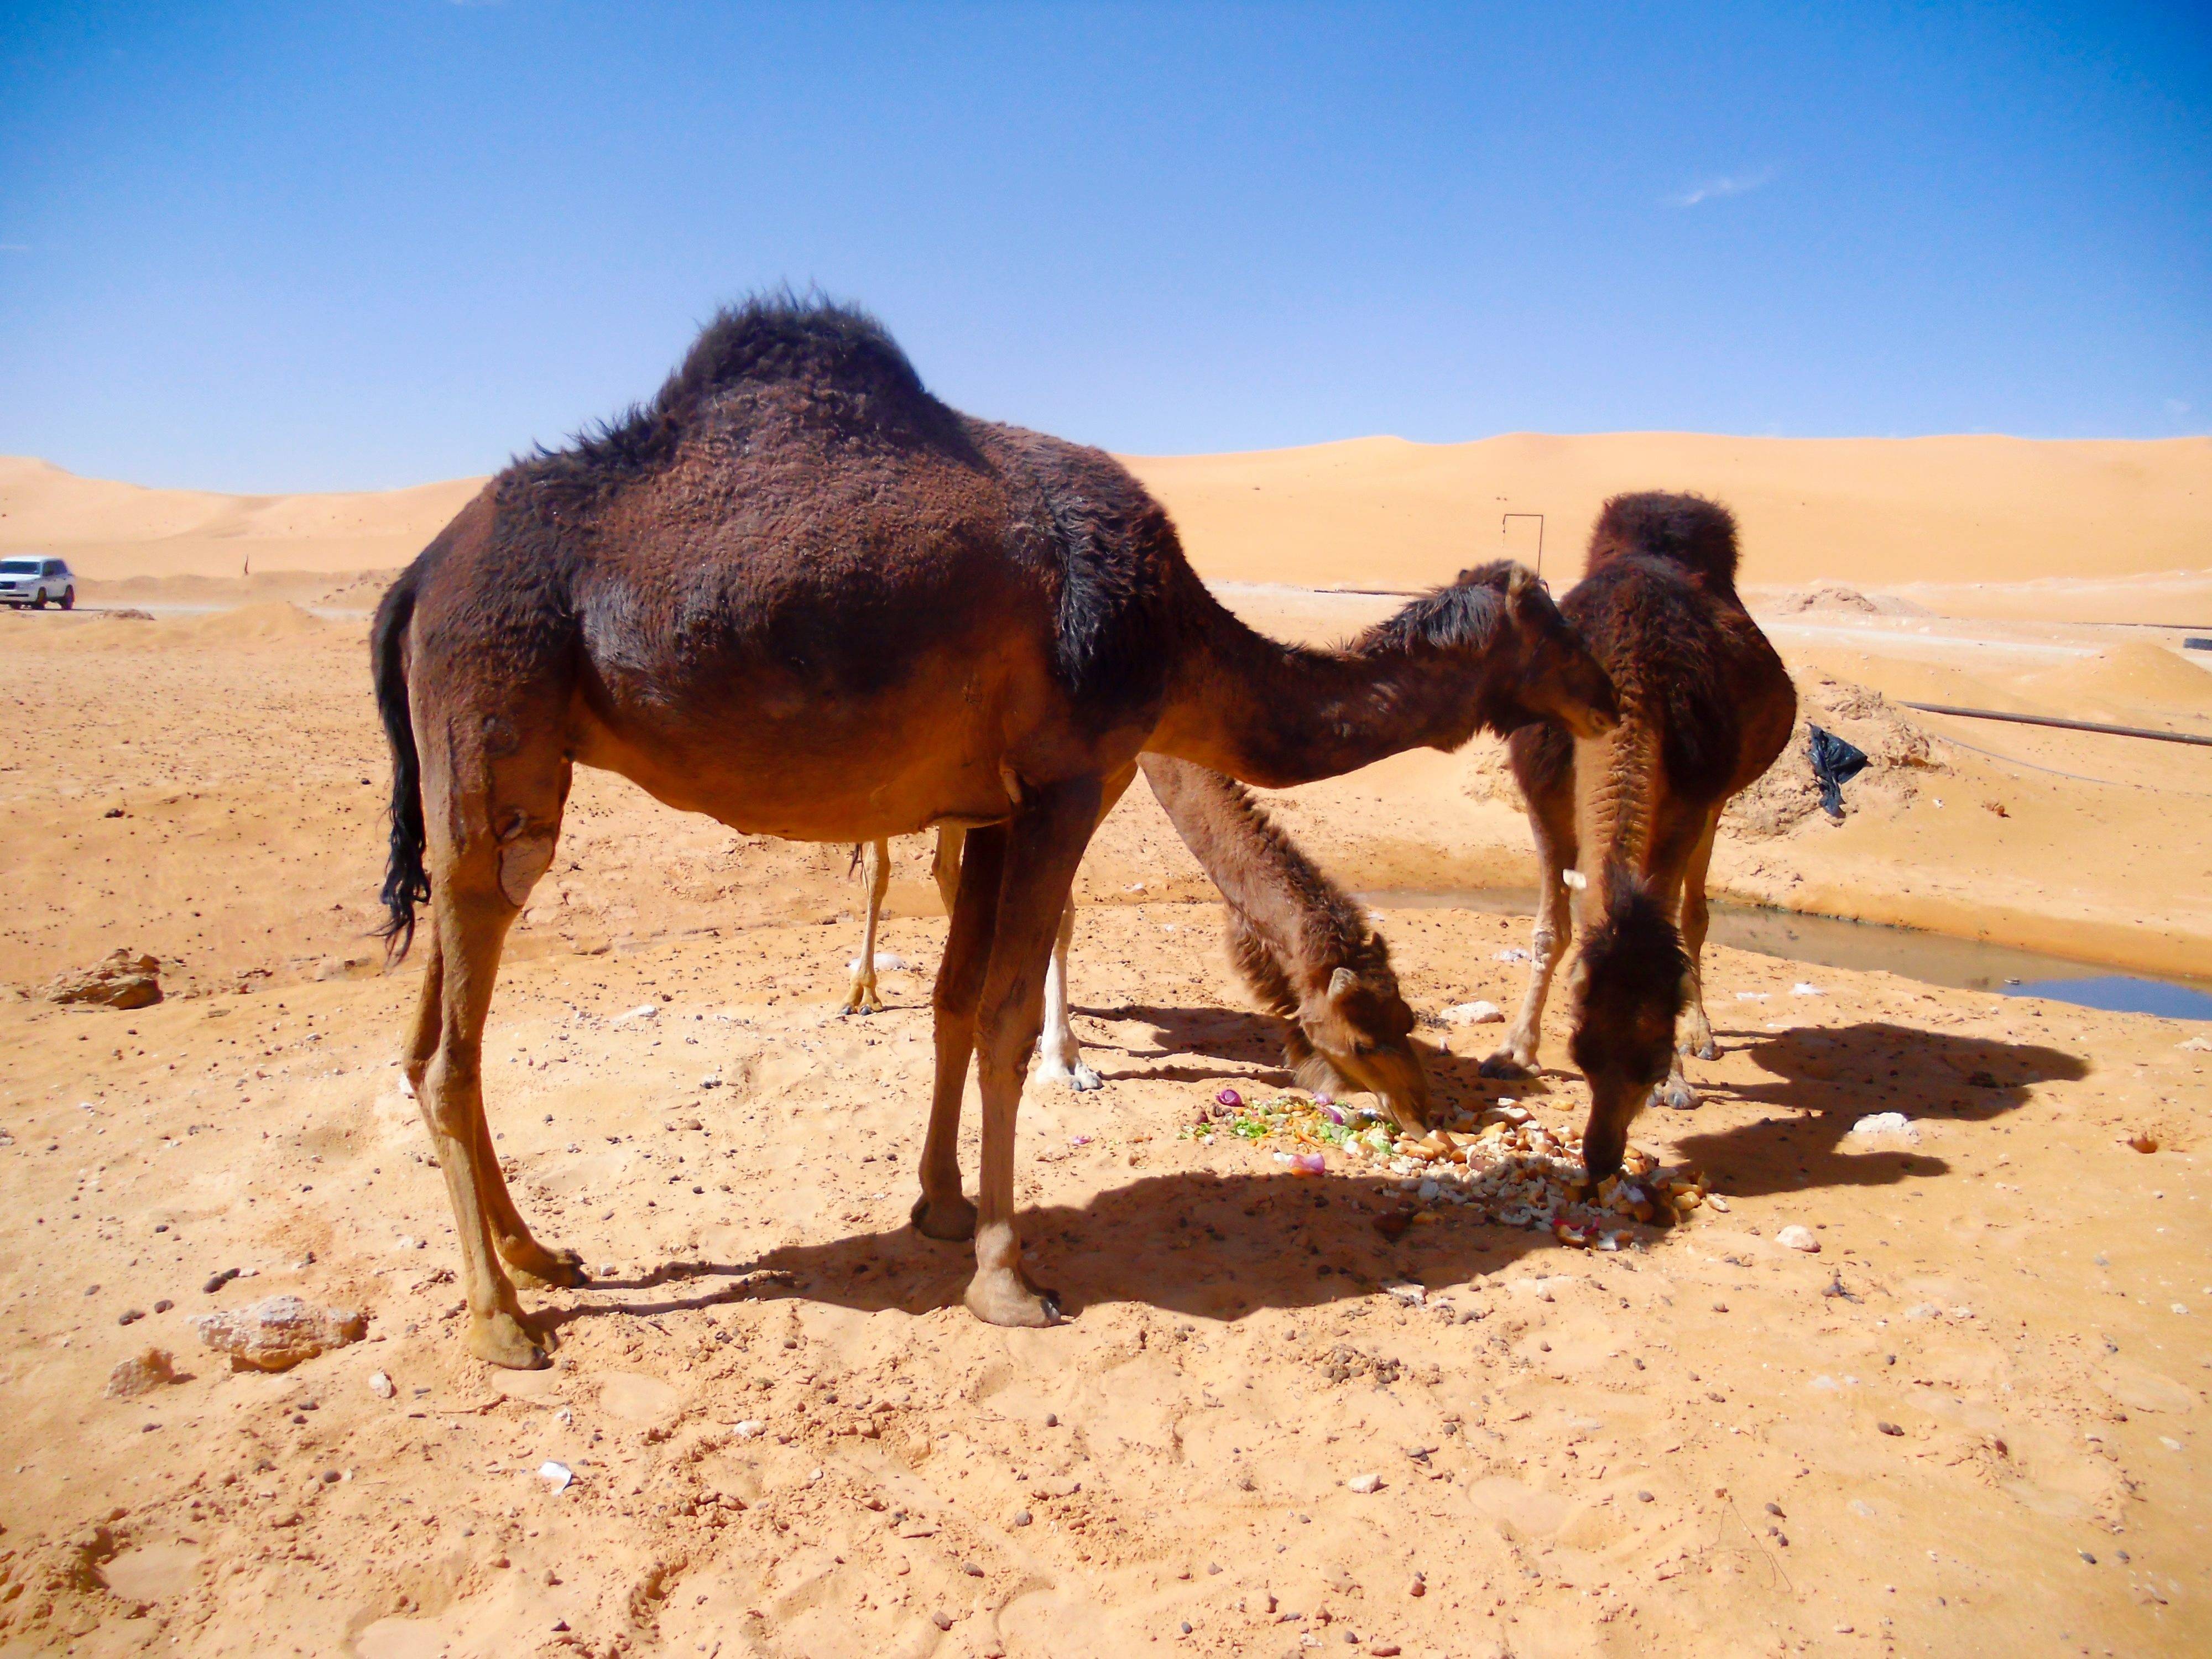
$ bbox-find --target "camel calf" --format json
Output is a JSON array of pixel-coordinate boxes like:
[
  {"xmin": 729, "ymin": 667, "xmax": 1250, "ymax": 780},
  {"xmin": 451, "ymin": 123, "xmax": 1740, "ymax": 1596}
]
[{"xmin": 1483, "ymin": 493, "xmax": 1795, "ymax": 1183}]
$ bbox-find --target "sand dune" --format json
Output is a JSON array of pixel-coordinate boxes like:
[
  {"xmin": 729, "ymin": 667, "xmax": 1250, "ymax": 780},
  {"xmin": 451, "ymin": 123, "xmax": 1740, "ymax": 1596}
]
[
  {"xmin": 9, "ymin": 431, "xmax": 2208, "ymax": 612},
  {"xmin": 0, "ymin": 455, "xmax": 482, "ymax": 580},
  {"xmin": 1124, "ymin": 431, "xmax": 2212, "ymax": 598}
]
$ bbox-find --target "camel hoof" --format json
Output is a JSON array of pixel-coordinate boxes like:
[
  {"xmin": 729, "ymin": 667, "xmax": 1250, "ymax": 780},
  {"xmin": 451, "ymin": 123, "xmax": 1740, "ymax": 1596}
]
[
  {"xmin": 911, "ymin": 1192, "xmax": 979, "ymax": 1241},
  {"xmin": 1655, "ymin": 1078, "xmax": 1700, "ymax": 1112},
  {"xmin": 964, "ymin": 1269, "xmax": 1062, "ymax": 1328},
  {"xmin": 1037, "ymin": 1060, "xmax": 1103, "ymax": 1092},
  {"xmin": 467, "ymin": 1310, "xmax": 550, "ymax": 1370},
  {"xmin": 842, "ymin": 988, "xmax": 883, "ymax": 1016},
  {"xmin": 1682, "ymin": 1036, "xmax": 1719, "ymax": 1062},
  {"xmin": 510, "ymin": 1246, "xmax": 588, "ymax": 1291},
  {"xmin": 1479, "ymin": 1051, "xmax": 1532, "ymax": 1081}
]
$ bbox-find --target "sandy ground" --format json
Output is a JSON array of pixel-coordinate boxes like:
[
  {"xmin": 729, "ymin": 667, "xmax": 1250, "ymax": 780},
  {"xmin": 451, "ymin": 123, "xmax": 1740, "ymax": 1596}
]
[
  {"xmin": 2, "ymin": 436, "xmax": 2209, "ymax": 1655},
  {"xmin": 0, "ymin": 593, "xmax": 2207, "ymax": 1659}
]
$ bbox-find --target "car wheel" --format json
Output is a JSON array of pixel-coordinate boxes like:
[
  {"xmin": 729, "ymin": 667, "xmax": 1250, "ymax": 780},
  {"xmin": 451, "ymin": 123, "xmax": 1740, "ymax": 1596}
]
[
  {"xmin": 60, "ymin": 587, "xmax": 75, "ymax": 611},
  {"xmin": 31, "ymin": 589, "xmax": 46, "ymax": 610}
]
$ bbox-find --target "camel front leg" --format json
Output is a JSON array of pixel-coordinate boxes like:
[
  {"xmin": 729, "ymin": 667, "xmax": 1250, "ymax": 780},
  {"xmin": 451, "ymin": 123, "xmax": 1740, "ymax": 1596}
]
[
  {"xmin": 1483, "ymin": 812, "xmax": 1577, "ymax": 1078},
  {"xmin": 419, "ymin": 879, "xmax": 550, "ymax": 1369},
  {"xmin": 1655, "ymin": 810, "xmax": 1721, "ymax": 1111},
  {"xmin": 844, "ymin": 839, "xmax": 892, "ymax": 1014},
  {"xmin": 966, "ymin": 776, "xmax": 1102, "ymax": 1327},
  {"xmin": 912, "ymin": 825, "xmax": 1000, "ymax": 1241}
]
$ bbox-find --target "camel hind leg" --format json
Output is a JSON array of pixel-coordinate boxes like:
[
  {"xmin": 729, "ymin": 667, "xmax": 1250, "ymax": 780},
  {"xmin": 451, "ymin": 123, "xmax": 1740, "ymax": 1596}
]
[
  {"xmin": 1028, "ymin": 760, "xmax": 1126, "ymax": 1092},
  {"xmin": 844, "ymin": 839, "xmax": 893, "ymax": 1014},
  {"xmin": 1030, "ymin": 899, "xmax": 1100, "ymax": 1091}
]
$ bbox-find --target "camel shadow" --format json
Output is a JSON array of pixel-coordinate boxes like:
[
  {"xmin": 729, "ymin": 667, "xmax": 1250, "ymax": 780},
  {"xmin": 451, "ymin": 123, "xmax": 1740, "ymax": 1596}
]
[
  {"xmin": 1086, "ymin": 1002, "xmax": 1516, "ymax": 1117},
  {"xmin": 541, "ymin": 1169, "xmax": 1569, "ymax": 1331},
  {"xmin": 1671, "ymin": 1020, "xmax": 2086, "ymax": 1198}
]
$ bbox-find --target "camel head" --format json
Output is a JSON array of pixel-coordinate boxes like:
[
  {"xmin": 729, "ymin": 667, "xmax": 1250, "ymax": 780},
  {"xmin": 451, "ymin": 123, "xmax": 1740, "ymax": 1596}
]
[
  {"xmin": 1491, "ymin": 564, "xmax": 1619, "ymax": 740},
  {"xmin": 1290, "ymin": 954, "xmax": 1432, "ymax": 1133},
  {"xmin": 1568, "ymin": 870, "xmax": 1689, "ymax": 1182}
]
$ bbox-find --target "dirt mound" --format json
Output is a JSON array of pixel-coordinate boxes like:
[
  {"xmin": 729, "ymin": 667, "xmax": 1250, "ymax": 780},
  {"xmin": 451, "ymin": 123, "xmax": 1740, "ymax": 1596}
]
[
  {"xmin": 1725, "ymin": 671, "xmax": 1945, "ymax": 838},
  {"xmin": 1754, "ymin": 581, "xmax": 1928, "ymax": 617},
  {"xmin": 161, "ymin": 601, "xmax": 332, "ymax": 644},
  {"xmin": 1461, "ymin": 670, "xmax": 1943, "ymax": 841}
]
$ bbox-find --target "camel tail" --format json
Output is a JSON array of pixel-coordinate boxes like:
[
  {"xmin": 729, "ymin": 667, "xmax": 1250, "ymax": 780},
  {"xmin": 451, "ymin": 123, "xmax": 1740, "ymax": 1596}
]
[{"xmin": 371, "ymin": 565, "xmax": 431, "ymax": 961}]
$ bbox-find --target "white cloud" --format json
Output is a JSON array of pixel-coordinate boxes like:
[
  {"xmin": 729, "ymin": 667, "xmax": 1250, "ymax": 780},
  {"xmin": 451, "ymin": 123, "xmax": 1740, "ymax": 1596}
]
[{"xmin": 1670, "ymin": 166, "xmax": 1780, "ymax": 207}]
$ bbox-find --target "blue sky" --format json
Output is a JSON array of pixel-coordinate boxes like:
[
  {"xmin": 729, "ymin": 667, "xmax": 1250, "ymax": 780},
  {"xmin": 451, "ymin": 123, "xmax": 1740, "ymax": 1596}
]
[{"xmin": 2, "ymin": 2, "xmax": 2206, "ymax": 492}]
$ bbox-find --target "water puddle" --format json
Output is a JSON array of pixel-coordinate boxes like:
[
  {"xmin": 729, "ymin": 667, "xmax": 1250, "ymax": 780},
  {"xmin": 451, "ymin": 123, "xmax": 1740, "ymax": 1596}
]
[{"xmin": 1361, "ymin": 888, "xmax": 2212, "ymax": 1021}]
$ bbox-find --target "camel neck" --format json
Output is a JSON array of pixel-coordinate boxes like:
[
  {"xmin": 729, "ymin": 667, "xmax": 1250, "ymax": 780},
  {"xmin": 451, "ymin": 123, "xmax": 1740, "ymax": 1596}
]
[
  {"xmin": 1147, "ymin": 581, "xmax": 1484, "ymax": 788},
  {"xmin": 1574, "ymin": 716, "xmax": 1661, "ymax": 882},
  {"xmin": 1140, "ymin": 756, "xmax": 1366, "ymax": 990}
]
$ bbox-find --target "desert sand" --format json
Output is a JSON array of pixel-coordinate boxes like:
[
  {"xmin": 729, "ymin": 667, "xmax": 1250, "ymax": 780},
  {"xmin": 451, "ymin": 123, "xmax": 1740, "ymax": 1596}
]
[{"xmin": 1, "ymin": 438, "xmax": 2208, "ymax": 1657}]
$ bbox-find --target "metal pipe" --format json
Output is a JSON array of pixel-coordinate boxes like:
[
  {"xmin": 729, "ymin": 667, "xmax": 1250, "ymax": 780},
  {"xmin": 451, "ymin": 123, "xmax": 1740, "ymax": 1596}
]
[{"xmin": 1901, "ymin": 702, "xmax": 2212, "ymax": 748}]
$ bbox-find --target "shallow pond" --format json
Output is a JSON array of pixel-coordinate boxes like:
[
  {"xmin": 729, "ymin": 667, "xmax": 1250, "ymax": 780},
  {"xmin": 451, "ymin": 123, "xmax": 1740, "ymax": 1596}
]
[{"xmin": 1363, "ymin": 888, "xmax": 2212, "ymax": 1022}]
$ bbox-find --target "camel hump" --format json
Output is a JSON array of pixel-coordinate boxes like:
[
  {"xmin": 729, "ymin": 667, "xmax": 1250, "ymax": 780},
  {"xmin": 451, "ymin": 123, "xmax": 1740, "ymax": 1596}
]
[
  {"xmin": 1585, "ymin": 492, "xmax": 1739, "ymax": 590},
  {"xmin": 663, "ymin": 293, "xmax": 927, "ymax": 414},
  {"xmin": 521, "ymin": 293, "xmax": 959, "ymax": 497}
]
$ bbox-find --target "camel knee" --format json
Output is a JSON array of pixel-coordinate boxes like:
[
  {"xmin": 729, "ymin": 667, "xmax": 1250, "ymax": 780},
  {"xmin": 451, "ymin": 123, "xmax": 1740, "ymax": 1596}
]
[
  {"xmin": 495, "ymin": 828, "xmax": 557, "ymax": 908},
  {"xmin": 421, "ymin": 1056, "xmax": 483, "ymax": 1139}
]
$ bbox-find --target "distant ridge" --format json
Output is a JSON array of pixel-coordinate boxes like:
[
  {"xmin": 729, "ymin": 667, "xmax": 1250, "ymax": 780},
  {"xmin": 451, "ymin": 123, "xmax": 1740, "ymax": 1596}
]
[{"xmin": 6, "ymin": 431, "xmax": 2207, "ymax": 598}]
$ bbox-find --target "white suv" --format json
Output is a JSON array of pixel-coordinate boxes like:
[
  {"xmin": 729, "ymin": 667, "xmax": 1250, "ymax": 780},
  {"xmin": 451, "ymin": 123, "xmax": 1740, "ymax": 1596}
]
[{"xmin": 0, "ymin": 557, "xmax": 76, "ymax": 609}]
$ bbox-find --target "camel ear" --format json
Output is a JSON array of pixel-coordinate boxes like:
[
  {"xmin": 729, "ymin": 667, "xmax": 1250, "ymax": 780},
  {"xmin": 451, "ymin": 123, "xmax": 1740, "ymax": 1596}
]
[
  {"xmin": 1505, "ymin": 564, "xmax": 1538, "ymax": 607},
  {"xmin": 1328, "ymin": 966, "xmax": 1359, "ymax": 1001}
]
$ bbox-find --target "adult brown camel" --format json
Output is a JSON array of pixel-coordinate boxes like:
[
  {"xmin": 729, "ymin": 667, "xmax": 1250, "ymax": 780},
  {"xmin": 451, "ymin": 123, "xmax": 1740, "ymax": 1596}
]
[
  {"xmin": 371, "ymin": 295, "xmax": 1617, "ymax": 1367},
  {"xmin": 1479, "ymin": 493, "xmax": 1796, "ymax": 1185},
  {"xmin": 848, "ymin": 752, "xmax": 1432, "ymax": 1118}
]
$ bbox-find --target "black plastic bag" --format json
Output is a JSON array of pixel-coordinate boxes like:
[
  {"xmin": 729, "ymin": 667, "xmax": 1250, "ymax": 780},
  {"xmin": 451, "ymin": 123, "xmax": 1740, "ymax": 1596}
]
[{"xmin": 1809, "ymin": 724, "xmax": 1870, "ymax": 821}]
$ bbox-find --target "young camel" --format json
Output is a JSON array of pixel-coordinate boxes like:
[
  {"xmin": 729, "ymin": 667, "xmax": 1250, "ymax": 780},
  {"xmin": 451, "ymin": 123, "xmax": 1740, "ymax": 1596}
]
[
  {"xmin": 372, "ymin": 296, "xmax": 1617, "ymax": 1367},
  {"xmin": 848, "ymin": 752, "xmax": 1433, "ymax": 1121},
  {"xmin": 1479, "ymin": 493, "xmax": 1796, "ymax": 1185}
]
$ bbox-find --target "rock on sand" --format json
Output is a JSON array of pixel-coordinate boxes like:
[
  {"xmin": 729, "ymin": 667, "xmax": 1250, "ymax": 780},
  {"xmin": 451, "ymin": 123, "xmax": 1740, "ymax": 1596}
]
[
  {"xmin": 189, "ymin": 1296, "xmax": 366, "ymax": 1372},
  {"xmin": 46, "ymin": 950, "xmax": 162, "ymax": 1010}
]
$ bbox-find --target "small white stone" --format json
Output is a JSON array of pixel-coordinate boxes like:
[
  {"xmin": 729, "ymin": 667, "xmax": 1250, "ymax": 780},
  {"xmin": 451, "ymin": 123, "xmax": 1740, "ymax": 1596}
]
[
  {"xmin": 1437, "ymin": 1000, "xmax": 1505, "ymax": 1026},
  {"xmin": 1346, "ymin": 1473, "xmax": 1383, "ymax": 1494},
  {"xmin": 733, "ymin": 1420, "xmax": 765, "ymax": 1439},
  {"xmin": 612, "ymin": 1004, "xmax": 658, "ymax": 1026},
  {"xmin": 700, "ymin": 1074, "xmax": 721, "ymax": 1089},
  {"xmin": 1791, "ymin": 982, "xmax": 1824, "ymax": 997},
  {"xmin": 1386, "ymin": 1284, "xmax": 1425, "ymax": 1306},
  {"xmin": 368, "ymin": 1370, "xmax": 394, "ymax": 1400},
  {"xmin": 1848, "ymin": 1112, "xmax": 1917, "ymax": 1141},
  {"xmin": 539, "ymin": 1461, "xmax": 573, "ymax": 1491},
  {"xmin": 1777, "ymin": 1225, "xmax": 1820, "ymax": 1253}
]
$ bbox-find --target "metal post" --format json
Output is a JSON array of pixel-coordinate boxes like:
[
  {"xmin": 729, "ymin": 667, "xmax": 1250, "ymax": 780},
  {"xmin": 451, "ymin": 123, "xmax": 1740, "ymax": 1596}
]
[{"xmin": 1501, "ymin": 513, "xmax": 1545, "ymax": 578}]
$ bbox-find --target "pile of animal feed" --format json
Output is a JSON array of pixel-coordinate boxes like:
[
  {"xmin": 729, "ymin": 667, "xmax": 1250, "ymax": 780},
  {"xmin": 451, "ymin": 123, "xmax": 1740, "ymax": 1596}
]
[{"xmin": 1185, "ymin": 1089, "xmax": 1721, "ymax": 1250}]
